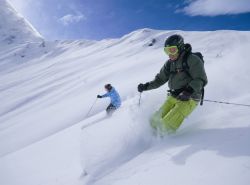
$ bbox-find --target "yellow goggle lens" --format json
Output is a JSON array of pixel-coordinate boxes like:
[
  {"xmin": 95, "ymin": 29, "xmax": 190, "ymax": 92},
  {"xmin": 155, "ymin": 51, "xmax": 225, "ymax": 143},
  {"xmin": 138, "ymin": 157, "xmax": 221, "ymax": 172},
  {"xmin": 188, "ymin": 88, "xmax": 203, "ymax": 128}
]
[{"xmin": 164, "ymin": 46, "xmax": 179, "ymax": 55}]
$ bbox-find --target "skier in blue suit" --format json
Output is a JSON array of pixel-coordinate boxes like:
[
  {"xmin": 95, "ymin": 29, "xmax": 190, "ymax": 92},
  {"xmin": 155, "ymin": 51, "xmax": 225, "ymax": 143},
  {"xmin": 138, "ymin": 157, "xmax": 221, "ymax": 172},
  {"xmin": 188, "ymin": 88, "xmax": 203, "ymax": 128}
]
[{"xmin": 97, "ymin": 84, "xmax": 121, "ymax": 114}]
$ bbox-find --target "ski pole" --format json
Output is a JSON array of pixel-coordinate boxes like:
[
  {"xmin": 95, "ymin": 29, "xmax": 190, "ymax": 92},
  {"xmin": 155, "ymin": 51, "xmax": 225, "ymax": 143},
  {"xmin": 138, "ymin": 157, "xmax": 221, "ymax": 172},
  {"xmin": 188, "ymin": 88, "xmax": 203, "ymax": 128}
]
[
  {"xmin": 138, "ymin": 93, "xmax": 142, "ymax": 106},
  {"xmin": 86, "ymin": 98, "xmax": 98, "ymax": 117},
  {"xmin": 204, "ymin": 99, "xmax": 250, "ymax": 107}
]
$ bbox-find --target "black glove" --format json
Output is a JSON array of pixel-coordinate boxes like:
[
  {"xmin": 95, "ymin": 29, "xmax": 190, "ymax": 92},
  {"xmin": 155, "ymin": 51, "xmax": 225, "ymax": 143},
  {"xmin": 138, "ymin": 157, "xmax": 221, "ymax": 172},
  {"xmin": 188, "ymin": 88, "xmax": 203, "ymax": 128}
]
[
  {"xmin": 97, "ymin": 95, "xmax": 102, "ymax": 98},
  {"xmin": 177, "ymin": 91, "xmax": 191, "ymax": 101},
  {"xmin": 137, "ymin": 83, "xmax": 149, "ymax": 93},
  {"xmin": 177, "ymin": 86, "xmax": 194, "ymax": 101}
]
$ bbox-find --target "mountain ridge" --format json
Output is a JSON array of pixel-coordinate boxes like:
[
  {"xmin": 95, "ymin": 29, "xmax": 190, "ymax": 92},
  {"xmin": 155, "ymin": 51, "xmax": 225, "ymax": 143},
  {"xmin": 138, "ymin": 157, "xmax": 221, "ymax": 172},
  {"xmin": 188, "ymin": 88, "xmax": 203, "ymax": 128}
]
[{"xmin": 0, "ymin": 0, "xmax": 43, "ymax": 45}]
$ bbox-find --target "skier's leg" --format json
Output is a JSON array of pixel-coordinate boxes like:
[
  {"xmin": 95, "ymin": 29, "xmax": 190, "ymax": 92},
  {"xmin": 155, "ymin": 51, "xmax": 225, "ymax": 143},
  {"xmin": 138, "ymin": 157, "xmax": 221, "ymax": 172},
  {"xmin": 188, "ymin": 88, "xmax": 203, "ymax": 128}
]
[
  {"xmin": 161, "ymin": 96, "xmax": 177, "ymax": 118},
  {"xmin": 162, "ymin": 99, "xmax": 198, "ymax": 133},
  {"xmin": 150, "ymin": 96, "xmax": 176, "ymax": 130},
  {"xmin": 106, "ymin": 104, "xmax": 116, "ymax": 115}
]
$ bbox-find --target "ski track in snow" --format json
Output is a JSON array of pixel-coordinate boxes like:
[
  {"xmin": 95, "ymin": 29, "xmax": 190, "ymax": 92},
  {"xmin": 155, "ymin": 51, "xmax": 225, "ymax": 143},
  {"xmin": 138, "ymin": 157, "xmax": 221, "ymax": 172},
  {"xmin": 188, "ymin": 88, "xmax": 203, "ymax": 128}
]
[{"xmin": 0, "ymin": 2, "xmax": 250, "ymax": 184}]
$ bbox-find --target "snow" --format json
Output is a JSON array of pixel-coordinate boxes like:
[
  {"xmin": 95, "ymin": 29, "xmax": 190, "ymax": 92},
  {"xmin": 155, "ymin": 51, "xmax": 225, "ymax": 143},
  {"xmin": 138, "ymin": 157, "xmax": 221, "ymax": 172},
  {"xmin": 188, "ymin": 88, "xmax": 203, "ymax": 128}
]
[
  {"xmin": 0, "ymin": 0, "xmax": 43, "ymax": 45},
  {"xmin": 0, "ymin": 1, "xmax": 250, "ymax": 185}
]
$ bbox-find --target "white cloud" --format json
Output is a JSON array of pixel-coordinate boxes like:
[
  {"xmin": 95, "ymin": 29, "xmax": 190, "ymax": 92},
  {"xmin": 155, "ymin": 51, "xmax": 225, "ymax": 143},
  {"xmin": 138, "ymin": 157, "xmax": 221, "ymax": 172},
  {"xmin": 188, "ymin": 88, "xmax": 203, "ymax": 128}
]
[
  {"xmin": 59, "ymin": 12, "xmax": 86, "ymax": 26},
  {"xmin": 182, "ymin": 0, "xmax": 250, "ymax": 16}
]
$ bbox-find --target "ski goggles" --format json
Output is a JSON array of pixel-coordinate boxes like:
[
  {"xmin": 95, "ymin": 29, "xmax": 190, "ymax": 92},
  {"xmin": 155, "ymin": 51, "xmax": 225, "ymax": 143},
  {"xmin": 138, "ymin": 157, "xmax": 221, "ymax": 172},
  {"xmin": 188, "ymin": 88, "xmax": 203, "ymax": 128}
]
[{"xmin": 164, "ymin": 46, "xmax": 179, "ymax": 55}]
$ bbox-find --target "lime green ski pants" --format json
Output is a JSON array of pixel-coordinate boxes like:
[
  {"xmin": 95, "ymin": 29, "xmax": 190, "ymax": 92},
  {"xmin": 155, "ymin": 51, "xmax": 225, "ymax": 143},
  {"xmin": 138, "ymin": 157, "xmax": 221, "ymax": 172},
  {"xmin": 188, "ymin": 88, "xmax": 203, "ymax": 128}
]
[{"xmin": 150, "ymin": 96, "xmax": 198, "ymax": 134}]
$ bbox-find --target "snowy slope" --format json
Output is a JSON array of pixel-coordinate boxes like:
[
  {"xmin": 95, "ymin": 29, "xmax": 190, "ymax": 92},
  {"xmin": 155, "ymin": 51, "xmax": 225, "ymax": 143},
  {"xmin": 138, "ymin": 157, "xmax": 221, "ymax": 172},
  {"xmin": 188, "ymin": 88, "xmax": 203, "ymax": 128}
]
[
  {"xmin": 0, "ymin": 6, "xmax": 250, "ymax": 185},
  {"xmin": 0, "ymin": 0, "xmax": 43, "ymax": 45}
]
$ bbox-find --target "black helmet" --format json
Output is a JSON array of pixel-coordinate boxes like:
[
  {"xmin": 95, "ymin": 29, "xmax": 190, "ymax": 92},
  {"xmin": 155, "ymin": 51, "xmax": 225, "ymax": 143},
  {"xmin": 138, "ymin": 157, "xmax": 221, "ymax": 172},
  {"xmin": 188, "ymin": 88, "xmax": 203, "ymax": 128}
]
[
  {"xmin": 104, "ymin": 84, "xmax": 112, "ymax": 91},
  {"xmin": 164, "ymin": 34, "xmax": 184, "ymax": 49}
]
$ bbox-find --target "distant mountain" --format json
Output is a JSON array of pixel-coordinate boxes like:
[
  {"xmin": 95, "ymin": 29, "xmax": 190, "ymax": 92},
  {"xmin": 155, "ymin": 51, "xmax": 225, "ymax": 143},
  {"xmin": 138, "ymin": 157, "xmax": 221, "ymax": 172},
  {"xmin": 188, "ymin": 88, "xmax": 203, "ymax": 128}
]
[{"xmin": 0, "ymin": 0, "xmax": 43, "ymax": 44}]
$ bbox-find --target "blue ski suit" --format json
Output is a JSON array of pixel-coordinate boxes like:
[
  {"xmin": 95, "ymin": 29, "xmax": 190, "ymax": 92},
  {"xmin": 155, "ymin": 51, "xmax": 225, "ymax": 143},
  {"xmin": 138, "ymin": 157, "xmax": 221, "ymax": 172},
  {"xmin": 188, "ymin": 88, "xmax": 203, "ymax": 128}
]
[{"xmin": 101, "ymin": 88, "xmax": 121, "ymax": 108}]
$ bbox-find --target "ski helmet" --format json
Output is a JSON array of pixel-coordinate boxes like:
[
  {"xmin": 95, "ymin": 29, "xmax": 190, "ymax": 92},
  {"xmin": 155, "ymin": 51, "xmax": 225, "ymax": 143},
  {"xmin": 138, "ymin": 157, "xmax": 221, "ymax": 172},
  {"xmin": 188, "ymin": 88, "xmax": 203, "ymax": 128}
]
[
  {"xmin": 164, "ymin": 34, "xmax": 184, "ymax": 50},
  {"xmin": 104, "ymin": 84, "xmax": 112, "ymax": 91}
]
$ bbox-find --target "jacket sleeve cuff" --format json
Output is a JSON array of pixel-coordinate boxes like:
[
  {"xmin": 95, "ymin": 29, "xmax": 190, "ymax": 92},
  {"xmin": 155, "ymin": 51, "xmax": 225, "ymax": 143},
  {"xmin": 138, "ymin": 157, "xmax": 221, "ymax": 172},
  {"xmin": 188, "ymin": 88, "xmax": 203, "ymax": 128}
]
[{"xmin": 144, "ymin": 82, "xmax": 150, "ymax": 90}]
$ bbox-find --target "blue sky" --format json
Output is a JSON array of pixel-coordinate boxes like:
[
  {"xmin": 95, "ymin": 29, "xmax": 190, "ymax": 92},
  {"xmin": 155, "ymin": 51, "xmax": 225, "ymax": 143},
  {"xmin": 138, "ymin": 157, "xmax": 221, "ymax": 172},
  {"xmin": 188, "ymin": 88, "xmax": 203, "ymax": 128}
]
[{"xmin": 9, "ymin": 0, "xmax": 250, "ymax": 40}]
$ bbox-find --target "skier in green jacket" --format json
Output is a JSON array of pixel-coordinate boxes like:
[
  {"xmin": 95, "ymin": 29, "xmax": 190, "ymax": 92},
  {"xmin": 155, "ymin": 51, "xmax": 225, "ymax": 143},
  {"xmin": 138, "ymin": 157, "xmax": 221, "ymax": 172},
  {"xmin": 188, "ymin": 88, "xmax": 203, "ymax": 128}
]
[{"xmin": 138, "ymin": 34, "xmax": 208, "ymax": 134}]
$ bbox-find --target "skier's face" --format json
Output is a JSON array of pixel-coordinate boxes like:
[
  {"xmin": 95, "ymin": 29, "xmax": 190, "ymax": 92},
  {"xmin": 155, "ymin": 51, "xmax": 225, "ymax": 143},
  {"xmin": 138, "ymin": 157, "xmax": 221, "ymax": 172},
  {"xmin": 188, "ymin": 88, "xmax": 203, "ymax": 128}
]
[
  {"xmin": 164, "ymin": 46, "xmax": 179, "ymax": 61},
  {"xmin": 169, "ymin": 53, "xmax": 179, "ymax": 61}
]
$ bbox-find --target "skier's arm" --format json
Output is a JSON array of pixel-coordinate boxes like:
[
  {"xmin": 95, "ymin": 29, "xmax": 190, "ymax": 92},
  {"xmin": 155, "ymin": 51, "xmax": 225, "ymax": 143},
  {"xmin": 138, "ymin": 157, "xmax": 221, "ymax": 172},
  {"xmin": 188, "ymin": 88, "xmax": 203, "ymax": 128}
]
[
  {"xmin": 145, "ymin": 62, "xmax": 170, "ymax": 90},
  {"xmin": 187, "ymin": 55, "xmax": 208, "ymax": 93},
  {"xmin": 101, "ymin": 92, "xmax": 111, "ymax": 98}
]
